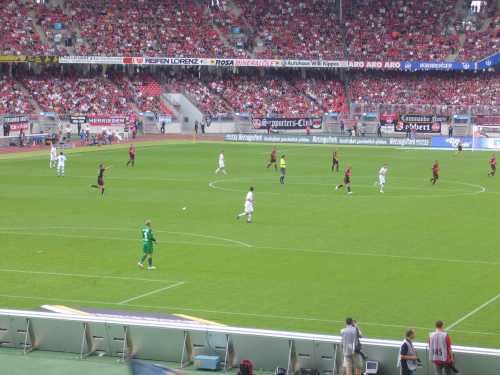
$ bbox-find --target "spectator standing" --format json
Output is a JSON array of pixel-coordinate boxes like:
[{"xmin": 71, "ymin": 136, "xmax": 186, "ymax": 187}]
[
  {"xmin": 3, "ymin": 123, "xmax": 10, "ymax": 136},
  {"xmin": 411, "ymin": 126, "xmax": 417, "ymax": 140},
  {"xmin": 160, "ymin": 121, "xmax": 165, "ymax": 134},
  {"xmin": 398, "ymin": 329, "xmax": 419, "ymax": 375},
  {"xmin": 429, "ymin": 320, "xmax": 454, "ymax": 375},
  {"xmin": 341, "ymin": 318, "xmax": 364, "ymax": 375},
  {"xmin": 448, "ymin": 124, "xmax": 453, "ymax": 137},
  {"xmin": 377, "ymin": 122, "xmax": 382, "ymax": 137},
  {"xmin": 65, "ymin": 124, "xmax": 72, "ymax": 141},
  {"xmin": 194, "ymin": 120, "xmax": 199, "ymax": 134},
  {"xmin": 201, "ymin": 120, "xmax": 206, "ymax": 134},
  {"xmin": 340, "ymin": 120, "xmax": 345, "ymax": 136},
  {"xmin": 77, "ymin": 122, "xmax": 82, "ymax": 138}
]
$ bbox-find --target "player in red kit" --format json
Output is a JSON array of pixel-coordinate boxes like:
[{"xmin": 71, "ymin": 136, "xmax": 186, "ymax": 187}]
[
  {"xmin": 331, "ymin": 150, "xmax": 339, "ymax": 172},
  {"xmin": 267, "ymin": 149, "xmax": 277, "ymax": 170},
  {"xmin": 336, "ymin": 166, "xmax": 352, "ymax": 194},
  {"xmin": 488, "ymin": 154, "xmax": 496, "ymax": 177},
  {"xmin": 430, "ymin": 160, "xmax": 440, "ymax": 185},
  {"xmin": 126, "ymin": 144, "xmax": 136, "ymax": 167}
]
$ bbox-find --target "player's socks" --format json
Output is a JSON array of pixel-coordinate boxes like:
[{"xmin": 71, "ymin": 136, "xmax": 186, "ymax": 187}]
[
  {"xmin": 148, "ymin": 258, "xmax": 152, "ymax": 267},
  {"xmin": 347, "ymin": 186, "xmax": 351, "ymax": 193},
  {"xmin": 101, "ymin": 188, "xmax": 105, "ymax": 195}
]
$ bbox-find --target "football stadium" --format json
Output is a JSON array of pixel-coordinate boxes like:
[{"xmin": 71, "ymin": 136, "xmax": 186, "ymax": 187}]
[{"xmin": 0, "ymin": 0, "xmax": 499, "ymax": 374}]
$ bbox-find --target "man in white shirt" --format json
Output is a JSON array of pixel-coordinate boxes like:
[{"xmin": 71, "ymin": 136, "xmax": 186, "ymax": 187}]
[
  {"xmin": 378, "ymin": 163, "xmax": 388, "ymax": 193},
  {"xmin": 215, "ymin": 151, "xmax": 227, "ymax": 174},
  {"xmin": 236, "ymin": 187, "xmax": 254, "ymax": 223},
  {"xmin": 49, "ymin": 142, "xmax": 57, "ymax": 168},
  {"xmin": 56, "ymin": 152, "xmax": 67, "ymax": 177}
]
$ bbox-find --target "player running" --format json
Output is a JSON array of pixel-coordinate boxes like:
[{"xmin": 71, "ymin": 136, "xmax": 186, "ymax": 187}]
[
  {"xmin": 49, "ymin": 142, "xmax": 57, "ymax": 168},
  {"xmin": 336, "ymin": 166, "xmax": 353, "ymax": 194},
  {"xmin": 430, "ymin": 160, "xmax": 440, "ymax": 185},
  {"xmin": 91, "ymin": 164, "xmax": 111, "ymax": 195},
  {"xmin": 488, "ymin": 154, "xmax": 496, "ymax": 177},
  {"xmin": 56, "ymin": 152, "xmax": 67, "ymax": 177},
  {"xmin": 279, "ymin": 154, "xmax": 287, "ymax": 184},
  {"xmin": 236, "ymin": 186, "xmax": 254, "ymax": 223},
  {"xmin": 215, "ymin": 151, "xmax": 227, "ymax": 174},
  {"xmin": 126, "ymin": 144, "xmax": 136, "ymax": 167},
  {"xmin": 331, "ymin": 149, "xmax": 339, "ymax": 172},
  {"xmin": 378, "ymin": 164, "xmax": 388, "ymax": 193},
  {"xmin": 138, "ymin": 219, "xmax": 157, "ymax": 270},
  {"xmin": 267, "ymin": 148, "xmax": 277, "ymax": 170}
]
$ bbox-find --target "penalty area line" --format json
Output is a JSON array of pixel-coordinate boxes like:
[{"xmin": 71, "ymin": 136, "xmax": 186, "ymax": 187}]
[
  {"xmin": 117, "ymin": 281, "xmax": 186, "ymax": 305},
  {"xmin": 447, "ymin": 293, "xmax": 500, "ymax": 331}
]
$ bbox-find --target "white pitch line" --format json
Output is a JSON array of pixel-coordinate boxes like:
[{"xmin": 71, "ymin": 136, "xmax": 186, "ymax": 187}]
[
  {"xmin": 1, "ymin": 293, "xmax": 499, "ymax": 338},
  {"xmin": 0, "ymin": 228, "xmax": 499, "ymax": 266},
  {"xmin": 117, "ymin": 281, "xmax": 185, "ymax": 305},
  {"xmin": 0, "ymin": 268, "xmax": 182, "ymax": 283},
  {"xmin": 448, "ymin": 293, "xmax": 500, "ymax": 331}
]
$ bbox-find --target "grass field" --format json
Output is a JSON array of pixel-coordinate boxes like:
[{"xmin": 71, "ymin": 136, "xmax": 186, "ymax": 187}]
[{"xmin": 0, "ymin": 140, "xmax": 499, "ymax": 349}]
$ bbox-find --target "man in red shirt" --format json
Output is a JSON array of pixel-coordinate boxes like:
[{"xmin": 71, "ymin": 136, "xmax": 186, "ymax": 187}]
[
  {"xmin": 488, "ymin": 154, "xmax": 496, "ymax": 177},
  {"xmin": 267, "ymin": 149, "xmax": 277, "ymax": 171},
  {"xmin": 126, "ymin": 144, "xmax": 136, "ymax": 167},
  {"xmin": 336, "ymin": 166, "xmax": 352, "ymax": 194},
  {"xmin": 331, "ymin": 150, "xmax": 339, "ymax": 172},
  {"xmin": 428, "ymin": 320, "xmax": 454, "ymax": 375},
  {"xmin": 430, "ymin": 160, "xmax": 439, "ymax": 185}
]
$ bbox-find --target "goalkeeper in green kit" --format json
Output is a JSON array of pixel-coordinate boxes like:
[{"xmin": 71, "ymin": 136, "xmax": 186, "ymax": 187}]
[{"xmin": 138, "ymin": 220, "xmax": 157, "ymax": 270}]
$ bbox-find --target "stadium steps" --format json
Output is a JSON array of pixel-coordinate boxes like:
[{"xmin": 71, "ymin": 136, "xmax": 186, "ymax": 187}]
[
  {"xmin": 29, "ymin": 10, "xmax": 50, "ymax": 47},
  {"xmin": 15, "ymin": 81, "xmax": 43, "ymax": 115}
]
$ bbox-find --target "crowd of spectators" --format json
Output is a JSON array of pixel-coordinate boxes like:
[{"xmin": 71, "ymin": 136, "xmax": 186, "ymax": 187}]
[
  {"xmin": 234, "ymin": 0, "xmax": 344, "ymax": 59},
  {"xmin": 0, "ymin": 76, "xmax": 34, "ymax": 115},
  {"xmin": 0, "ymin": 0, "xmax": 497, "ymax": 61},
  {"xmin": 66, "ymin": 0, "xmax": 235, "ymax": 57},
  {"xmin": 21, "ymin": 72, "xmax": 132, "ymax": 115},
  {"xmin": 349, "ymin": 72, "xmax": 499, "ymax": 106},
  {"xmin": 345, "ymin": 0, "xmax": 461, "ymax": 61},
  {"xmin": 0, "ymin": 1, "xmax": 44, "ymax": 55}
]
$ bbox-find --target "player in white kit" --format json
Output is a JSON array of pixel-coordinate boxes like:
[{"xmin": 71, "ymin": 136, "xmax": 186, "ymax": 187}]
[
  {"xmin": 49, "ymin": 143, "xmax": 57, "ymax": 168},
  {"xmin": 215, "ymin": 151, "xmax": 227, "ymax": 174},
  {"xmin": 56, "ymin": 152, "xmax": 67, "ymax": 177},
  {"xmin": 236, "ymin": 187, "xmax": 254, "ymax": 223},
  {"xmin": 378, "ymin": 164, "xmax": 388, "ymax": 193}
]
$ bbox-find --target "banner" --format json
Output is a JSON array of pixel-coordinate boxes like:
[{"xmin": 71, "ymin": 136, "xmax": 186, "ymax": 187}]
[
  {"xmin": 252, "ymin": 117, "xmax": 322, "ymax": 130},
  {"xmin": 395, "ymin": 114, "xmax": 448, "ymax": 133},
  {"xmin": 431, "ymin": 136, "xmax": 473, "ymax": 149},
  {"xmin": 400, "ymin": 61, "xmax": 476, "ymax": 71},
  {"xmin": 56, "ymin": 55, "xmax": 493, "ymax": 71},
  {"xmin": 380, "ymin": 113, "xmax": 398, "ymax": 126},
  {"xmin": 70, "ymin": 115, "xmax": 87, "ymax": 124},
  {"xmin": 473, "ymin": 115, "xmax": 500, "ymax": 125},
  {"xmin": 2, "ymin": 115, "xmax": 29, "ymax": 131},
  {"xmin": 86, "ymin": 115, "xmax": 127, "ymax": 126},
  {"xmin": 224, "ymin": 133, "xmax": 431, "ymax": 147}
]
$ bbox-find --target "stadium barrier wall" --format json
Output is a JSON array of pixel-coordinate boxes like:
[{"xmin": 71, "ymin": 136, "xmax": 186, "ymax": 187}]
[
  {"xmin": 223, "ymin": 134, "xmax": 432, "ymax": 147},
  {"xmin": 0, "ymin": 309, "xmax": 498, "ymax": 375}
]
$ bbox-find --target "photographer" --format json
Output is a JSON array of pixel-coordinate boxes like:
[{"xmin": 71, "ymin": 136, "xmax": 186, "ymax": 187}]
[
  {"xmin": 429, "ymin": 320, "xmax": 457, "ymax": 375},
  {"xmin": 341, "ymin": 318, "xmax": 364, "ymax": 375},
  {"xmin": 398, "ymin": 329, "xmax": 419, "ymax": 375}
]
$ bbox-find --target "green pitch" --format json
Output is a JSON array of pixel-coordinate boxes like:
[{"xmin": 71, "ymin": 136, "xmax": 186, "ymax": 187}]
[{"xmin": 0, "ymin": 140, "xmax": 499, "ymax": 348}]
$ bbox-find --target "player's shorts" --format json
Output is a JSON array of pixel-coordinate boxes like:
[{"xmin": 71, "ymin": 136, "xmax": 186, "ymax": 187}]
[
  {"xmin": 343, "ymin": 353, "xmax": 363, "ymax": 369},
  {"xmin": 491, "ymin": 165, "xmax": 496, "ymax": 171},
  {"xmin": 458, "ymin": 146, "xmax": 463, "ymax": 151},
  {"xmin": 244, "ymin": 202, "xmax": 254, "ymax": 214},
  {"xmin": 280, "ymin": 168, "xmax": 286, "ymax": 175},
  {"xmin": 219, "ymin": 162, "xmax": 225, "ymax": 169},
  {"xmin": 97, "ymin": 176, "xmax": 104, "ymax": 186},
  {"xmin": 379, "ymin": 175, "xmax": 386, "ymax": 185},
  {"xmin": 344, "ymin": 176, "xmax": 350, "ymax": 184},
  {"xmin": 433, "ymin": 173, "xmax": 439, "ymax": 179},
  {"xmin": 143, "ymin": 243, "xmax": 153, "ymax": 254},
  {"xmin": 129, "ymin": 153, "xmax": 135, "ymax": 160},
  {"xmin": 332, "ymin": 159, "xmax": 339, "ymax": 165},
  {"xmin": 270, "ymin": 158, "xmax": 276, "ymax": 163}
]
